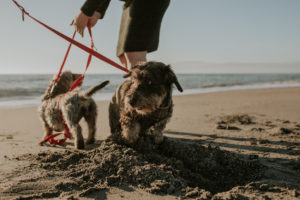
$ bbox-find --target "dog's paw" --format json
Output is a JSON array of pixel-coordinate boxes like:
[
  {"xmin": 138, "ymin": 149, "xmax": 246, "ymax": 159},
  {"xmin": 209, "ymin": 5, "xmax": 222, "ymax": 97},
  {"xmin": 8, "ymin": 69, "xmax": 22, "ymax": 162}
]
[
  {"xmin": 122, "ymin": 135, "xmax": 139, "ymax": 145},
  {"xmin": 86, "ymin": 137, "xmax": 95, "ymax": 145},
  {"xmin": 121, "ymin": 124, "xmax": 141, "ymax": 145},
  {"xmin": 75, "ymin": 141, "xmax": 85, "ymax": 149}
]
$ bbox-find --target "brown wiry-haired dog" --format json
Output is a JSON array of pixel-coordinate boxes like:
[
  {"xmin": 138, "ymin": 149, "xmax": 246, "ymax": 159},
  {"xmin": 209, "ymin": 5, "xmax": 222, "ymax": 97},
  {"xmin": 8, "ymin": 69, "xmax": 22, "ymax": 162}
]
[
  {"xmin": 39, "ymin": 71, "xmax": 109, "ymax": 149},
  {"xmin": 109, "ymin": 61, "xmax": 183, "ymax": 145}
]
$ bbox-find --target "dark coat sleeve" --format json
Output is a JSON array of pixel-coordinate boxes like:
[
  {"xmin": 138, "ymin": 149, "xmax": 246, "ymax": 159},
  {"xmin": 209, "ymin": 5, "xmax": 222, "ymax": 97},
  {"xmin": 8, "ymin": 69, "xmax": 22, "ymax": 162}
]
[{"xmin": 81, "ymin": 0, "xmax": 111, "ymax": 19}]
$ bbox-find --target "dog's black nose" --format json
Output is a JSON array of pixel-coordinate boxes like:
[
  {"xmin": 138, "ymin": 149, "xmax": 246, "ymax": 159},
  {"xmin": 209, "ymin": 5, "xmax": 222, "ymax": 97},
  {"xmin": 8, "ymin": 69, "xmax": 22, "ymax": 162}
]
[{"xmin": 129, "ymin": 96, "xmax": 137, "ymax": 106}]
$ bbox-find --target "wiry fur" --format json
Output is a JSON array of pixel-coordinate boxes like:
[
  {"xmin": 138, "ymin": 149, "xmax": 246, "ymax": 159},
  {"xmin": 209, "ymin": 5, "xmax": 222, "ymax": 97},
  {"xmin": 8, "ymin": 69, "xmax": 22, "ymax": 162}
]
[
  {"xmin": 39, "ymin": 71, "xmax": 109, "ymax": 149},
  {"xmin": 109, "ymin": 61, "xmax": 183, "ymax": 145}
]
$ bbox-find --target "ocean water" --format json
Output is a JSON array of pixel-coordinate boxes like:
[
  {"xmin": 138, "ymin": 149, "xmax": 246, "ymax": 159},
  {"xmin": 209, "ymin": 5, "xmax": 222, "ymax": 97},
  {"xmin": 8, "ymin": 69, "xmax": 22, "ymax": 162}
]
[{"xmin": 0, "ymin": 73, "xmax": 300, "ymax": 108}]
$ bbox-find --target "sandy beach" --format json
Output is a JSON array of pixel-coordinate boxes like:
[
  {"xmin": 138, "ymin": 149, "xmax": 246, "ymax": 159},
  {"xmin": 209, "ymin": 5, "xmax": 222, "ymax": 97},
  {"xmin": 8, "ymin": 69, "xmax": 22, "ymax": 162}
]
[{"xmin": 0, "ymin": 87, "xmax": 300, "ymax": 199}]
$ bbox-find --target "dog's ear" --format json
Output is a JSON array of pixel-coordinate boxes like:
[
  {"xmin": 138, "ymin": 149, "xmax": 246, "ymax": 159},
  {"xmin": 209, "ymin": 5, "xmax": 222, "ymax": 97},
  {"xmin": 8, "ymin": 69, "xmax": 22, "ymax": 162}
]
[
  {"xmin": 164, "ymin": 65, "xmax": 183, "ymax": 92},
  {"xmin": 41, "ymin": 79, "xmax": 58, "ymax": 100},
  {"xmin": 173, "ymin": 76, "xmax": 183, "ymax": 92}
]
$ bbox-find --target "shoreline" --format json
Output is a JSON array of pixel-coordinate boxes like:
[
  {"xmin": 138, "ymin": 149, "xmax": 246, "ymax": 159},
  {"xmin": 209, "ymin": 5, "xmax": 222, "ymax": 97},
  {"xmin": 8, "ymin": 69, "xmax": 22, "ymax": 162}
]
[{"xmin": 1, "ymin": 83, "xmax": 300, "ymax": 109}]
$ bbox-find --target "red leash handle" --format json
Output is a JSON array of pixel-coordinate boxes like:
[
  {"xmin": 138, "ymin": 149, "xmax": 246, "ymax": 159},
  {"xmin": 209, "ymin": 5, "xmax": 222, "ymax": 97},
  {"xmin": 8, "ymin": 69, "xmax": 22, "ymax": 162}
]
[
  {"xmin": 36, "ymin": 13, "xmax": 97, "ymax": 146},
  {"xmin": 11, "ymin": 0, "xmax": 129, "ymax": 73},
  {"xmin": 68, "ymin": 24, "xmax": 94, "ymax": 92},
  {"xmin": 54, "ymin": 31, "xmax": 77, "ymax": 84},
  {"xmin": 40, "ymin": 25, "xmax": 94, "ymax": 146}
]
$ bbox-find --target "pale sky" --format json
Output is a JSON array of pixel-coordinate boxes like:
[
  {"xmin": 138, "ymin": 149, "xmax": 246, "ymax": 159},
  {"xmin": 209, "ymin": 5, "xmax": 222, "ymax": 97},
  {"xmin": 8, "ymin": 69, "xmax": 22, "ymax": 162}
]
[{"xmin": 1, "ymin": 0, "xmax": 300, "ymax": 74}]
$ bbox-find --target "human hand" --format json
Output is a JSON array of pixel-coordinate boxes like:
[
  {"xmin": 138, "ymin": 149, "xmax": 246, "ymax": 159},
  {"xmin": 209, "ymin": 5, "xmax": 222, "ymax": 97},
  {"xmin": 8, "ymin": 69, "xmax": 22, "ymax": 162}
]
[
  {"xmin": 71, "ymin": 11, "xmax": 89, "ymax": 37},
  {"xmin": 89, "ymin": 11, "xmax": 102, "ymax": 27}
]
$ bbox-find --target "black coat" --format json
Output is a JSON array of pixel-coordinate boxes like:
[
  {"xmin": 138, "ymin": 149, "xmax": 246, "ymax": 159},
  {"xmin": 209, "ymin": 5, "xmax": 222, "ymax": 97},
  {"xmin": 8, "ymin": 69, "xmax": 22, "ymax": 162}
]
[{"xmin": 81, "ymin": 0, "xmax": 170, "ymax": 56}]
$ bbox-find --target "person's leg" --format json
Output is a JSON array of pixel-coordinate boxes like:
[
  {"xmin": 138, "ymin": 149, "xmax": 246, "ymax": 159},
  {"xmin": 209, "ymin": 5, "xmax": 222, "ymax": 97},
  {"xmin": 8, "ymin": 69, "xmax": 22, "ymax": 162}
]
[
  {"xmin": 118, "ymin": 53, "xmax": 128, "ymax": 69},
  {"xmin": 124, "ymin": 51, "xmax": 147, "ymax": 69},
  {"xmin": 117, "ymin": 0, "xmax": 170, "ymax": 69}
]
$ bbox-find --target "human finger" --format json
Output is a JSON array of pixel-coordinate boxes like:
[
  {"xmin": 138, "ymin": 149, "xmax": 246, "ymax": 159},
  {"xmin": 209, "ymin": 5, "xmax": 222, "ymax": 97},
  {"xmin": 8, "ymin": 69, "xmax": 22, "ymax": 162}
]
[{"xmin": 79, "ymin": 28, "xmax": 84, "ymax": 37}]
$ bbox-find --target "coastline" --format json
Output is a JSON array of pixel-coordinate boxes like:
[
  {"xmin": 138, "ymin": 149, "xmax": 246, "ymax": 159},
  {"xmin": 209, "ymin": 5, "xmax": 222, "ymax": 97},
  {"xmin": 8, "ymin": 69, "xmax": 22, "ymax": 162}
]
[
  {"xmin": 1, "ymin": 82, "xmax": 300, "ymax": 109},
  {"xmin": 0, "ymin": 87, "xmax": 300, "ymax": 199}
]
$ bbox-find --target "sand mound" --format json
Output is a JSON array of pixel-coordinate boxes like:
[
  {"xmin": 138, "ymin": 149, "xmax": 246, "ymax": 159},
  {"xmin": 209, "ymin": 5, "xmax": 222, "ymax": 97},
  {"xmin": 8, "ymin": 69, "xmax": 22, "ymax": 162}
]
[{"xmin": 7, "ymin": 137, "xmax": 264, "ymax": 199}]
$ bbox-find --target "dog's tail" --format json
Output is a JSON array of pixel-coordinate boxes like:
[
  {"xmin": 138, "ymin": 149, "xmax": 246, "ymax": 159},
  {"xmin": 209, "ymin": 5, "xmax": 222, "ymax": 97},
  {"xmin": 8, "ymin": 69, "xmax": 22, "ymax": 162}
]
[{"xmin": 84, "ymin": 80, "xmax": 110, "ymax": 97}]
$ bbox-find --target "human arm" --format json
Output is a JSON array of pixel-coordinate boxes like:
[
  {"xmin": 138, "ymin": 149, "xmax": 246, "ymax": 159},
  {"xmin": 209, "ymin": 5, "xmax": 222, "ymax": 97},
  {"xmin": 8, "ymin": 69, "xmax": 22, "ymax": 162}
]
[
  {"xmin": 81, "ymin": 0, "xmax": 111, "ymax": 19},
  {"xmin": 72, "ymin": 0, "xmax": 111, "ymax": 37}
]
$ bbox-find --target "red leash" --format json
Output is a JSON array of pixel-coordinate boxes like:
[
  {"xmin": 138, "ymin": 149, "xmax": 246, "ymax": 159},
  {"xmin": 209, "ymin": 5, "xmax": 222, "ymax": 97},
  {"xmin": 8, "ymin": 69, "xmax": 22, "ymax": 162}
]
[
  {"xmin": 10, "ymin": 0, "xmax": 124, "ymax": 145},
  {"xmin": 39, "ymin": 23, "xmax": 95, "ymax": 146},
  {"xmin": 11, "ymin": 0, "xmax": 128, "ymax": 73}
]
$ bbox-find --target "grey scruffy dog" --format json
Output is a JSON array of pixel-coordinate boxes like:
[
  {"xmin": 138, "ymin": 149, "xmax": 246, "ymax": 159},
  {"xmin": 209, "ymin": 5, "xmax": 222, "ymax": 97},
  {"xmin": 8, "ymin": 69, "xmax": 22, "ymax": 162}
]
[
  {"xmin": 39, "ymin": 71, "xmax": 109, "ymax": 149},
  {"xmin": 109, "ymin": 61, "xmax": 183, "ymax": 145}
]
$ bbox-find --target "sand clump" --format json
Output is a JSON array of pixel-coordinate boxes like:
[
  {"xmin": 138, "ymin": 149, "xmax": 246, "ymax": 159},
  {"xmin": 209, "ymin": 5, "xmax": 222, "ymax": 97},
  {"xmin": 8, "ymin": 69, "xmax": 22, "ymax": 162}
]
[
  {"xmin": 216, "ymin": 114, "xmax": 255, "ymax": 130},
  {"xmin": 3, "ymin": 137, "xmax": 264, "ymax": 199},
  {"xmin": 217, "ymin": 114, "xmax": 300, "ymax": 137},
  {"xmin": 218, "ymin": 114, "xmax": 254, "ymax": 125}
]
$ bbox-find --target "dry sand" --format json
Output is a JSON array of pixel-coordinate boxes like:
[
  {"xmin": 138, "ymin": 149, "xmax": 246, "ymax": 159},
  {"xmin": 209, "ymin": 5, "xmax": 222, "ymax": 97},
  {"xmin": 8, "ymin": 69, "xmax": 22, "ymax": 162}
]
[{"xmin": 0, "ymin": 87, "xmax": 300, "ymax": 199}]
